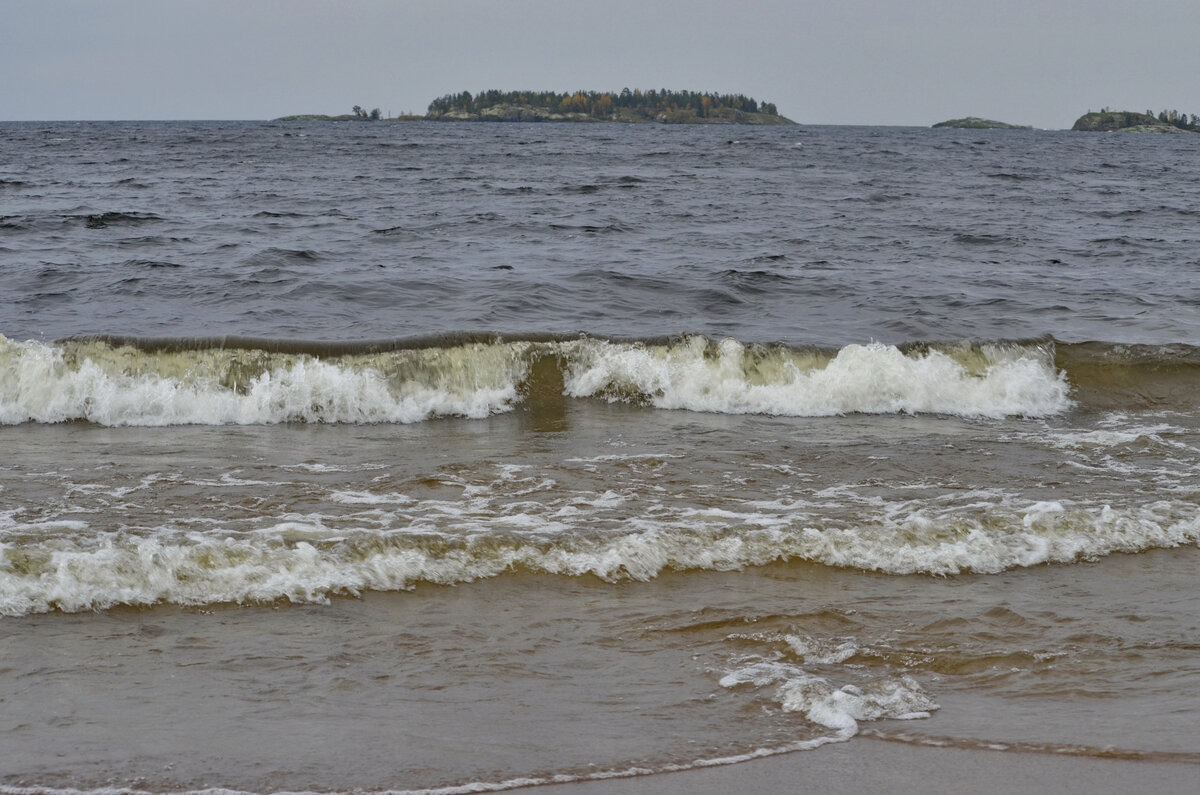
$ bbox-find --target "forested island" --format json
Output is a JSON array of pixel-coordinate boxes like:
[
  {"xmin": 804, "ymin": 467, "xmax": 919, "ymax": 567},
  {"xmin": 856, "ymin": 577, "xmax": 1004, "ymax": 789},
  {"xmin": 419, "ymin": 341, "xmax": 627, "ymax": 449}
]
[
  {"xmin": 277, "ymin": 89, "xmax": 792, "ymax": 125},
  {"xmin": 932, "ymin": 117, "xmax": 1030, "ymax": 129},
  {"xmin": 1071, "ymin": 108, "xmax": 1200, "ymax": 133}
]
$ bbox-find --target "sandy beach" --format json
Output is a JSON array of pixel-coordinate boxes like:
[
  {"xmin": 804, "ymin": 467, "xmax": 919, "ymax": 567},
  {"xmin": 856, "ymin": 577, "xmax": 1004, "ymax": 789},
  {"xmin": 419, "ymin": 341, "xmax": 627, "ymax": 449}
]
[{"xmin": 521, "ymin": 738, "xmax": 1200, "ymax": 795}]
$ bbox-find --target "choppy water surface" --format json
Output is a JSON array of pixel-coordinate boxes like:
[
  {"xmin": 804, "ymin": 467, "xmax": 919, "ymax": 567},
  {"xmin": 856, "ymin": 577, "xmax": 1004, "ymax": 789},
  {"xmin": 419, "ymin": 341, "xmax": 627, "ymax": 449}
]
[
  {"xmin": 1, "ymin": 121, "xmax": 1199, "ymax": 792},
  {"xmin": 2, "ymin": 121, "xmax": 1198, "ymax": 344}
]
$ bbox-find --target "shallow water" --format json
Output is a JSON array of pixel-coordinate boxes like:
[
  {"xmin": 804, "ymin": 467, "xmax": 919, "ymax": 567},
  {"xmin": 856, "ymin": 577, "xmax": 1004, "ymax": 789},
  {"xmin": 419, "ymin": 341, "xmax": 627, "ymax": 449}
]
[{"xmin": 1, "ymin": 121, "xmax": 1198, "ymax": 791}]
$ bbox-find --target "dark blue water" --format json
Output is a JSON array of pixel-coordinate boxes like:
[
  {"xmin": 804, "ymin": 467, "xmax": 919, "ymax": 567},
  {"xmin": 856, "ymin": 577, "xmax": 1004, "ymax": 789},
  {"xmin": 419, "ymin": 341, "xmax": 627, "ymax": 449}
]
[{"xmin": 2, "ymin": 121, "xmax": 1197, "ymax": 346}]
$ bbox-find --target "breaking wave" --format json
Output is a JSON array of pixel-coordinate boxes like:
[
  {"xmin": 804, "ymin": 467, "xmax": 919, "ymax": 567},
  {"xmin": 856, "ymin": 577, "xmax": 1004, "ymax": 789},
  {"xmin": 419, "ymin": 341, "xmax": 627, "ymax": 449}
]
[
  {"xmin": 0, "ymin": 333, "xmax": 1094, "ymax": 426},
  {"xmin": 3, "ymin": 500, "xmax": 1197, "ymax": 615}
]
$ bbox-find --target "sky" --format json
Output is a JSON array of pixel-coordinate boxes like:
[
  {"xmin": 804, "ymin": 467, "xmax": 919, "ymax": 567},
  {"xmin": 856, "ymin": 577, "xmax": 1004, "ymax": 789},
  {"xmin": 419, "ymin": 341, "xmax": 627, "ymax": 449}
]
[{"xmin": 3, "ymin": 0, "xmax": 1199, "ymax": 129}]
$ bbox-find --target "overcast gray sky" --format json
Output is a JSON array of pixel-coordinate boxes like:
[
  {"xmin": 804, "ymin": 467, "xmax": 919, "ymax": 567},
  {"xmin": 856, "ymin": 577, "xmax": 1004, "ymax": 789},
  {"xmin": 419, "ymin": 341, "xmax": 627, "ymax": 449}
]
[{"xmin": 3, "ymin": 0, "xmax": 1198, "ymax": 128}]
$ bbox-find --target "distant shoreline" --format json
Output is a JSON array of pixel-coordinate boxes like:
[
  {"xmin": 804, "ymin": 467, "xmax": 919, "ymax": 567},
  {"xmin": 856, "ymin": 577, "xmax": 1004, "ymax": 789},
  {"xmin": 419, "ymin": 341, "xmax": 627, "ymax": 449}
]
[
  {"xmin": 277, "ymin": 89, "xmax": 794, "ymax": 125},
  {"xmin": 274, "ymin": 111, "xmax": 792, "ymax": 125},
  {"xmin": 274, "ymin": 114, "xmax": 424, "ymax": 123}
]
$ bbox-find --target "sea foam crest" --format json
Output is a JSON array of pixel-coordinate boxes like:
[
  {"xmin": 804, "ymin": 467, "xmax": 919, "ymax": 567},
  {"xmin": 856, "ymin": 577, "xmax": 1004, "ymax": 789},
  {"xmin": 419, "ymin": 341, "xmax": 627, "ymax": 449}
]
[
  {"xmin": 0, "ymin": 334, "xmax": 1071, "ymax": 424},
  {"xmin": 564, "ymin": 337, "xmax": 1070, "ymax": 418},
  {"xmin": 3, "ymin": 501, "xmax": 1198, "ymax": 615},
  {"xmin": 0, "ymin": 336, "xmax": 525, "ymax": 426},
  {"xmin": 720, "ymin": 661, "xmax": 936, "ymax": 739}
]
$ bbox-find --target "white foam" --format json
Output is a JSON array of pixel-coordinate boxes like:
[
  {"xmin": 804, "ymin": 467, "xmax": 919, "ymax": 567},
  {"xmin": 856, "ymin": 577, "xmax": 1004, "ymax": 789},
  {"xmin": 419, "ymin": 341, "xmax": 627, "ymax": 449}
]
[
  {"xmin": 562, "ymin": 453, "xmax": 686, "ymax": 463},
  {"xmin": 0, "ymin": 336, "xmax": 523, "ymax": 426},
  {"xmin": 1, "ymin": 335, "xmax": 1072, "ymax": 424},
  {"xmin": 0, "ymin": 518, "xmax": 91, "ymax": 533},
  {"xmin": 720, "ymin": 660, "xmax": 936, "ymax": 739},
  {"xmin": 580, "ymin": 490, "xmax": 627, "ymax": 508},
  {"xmin": 4, "ymin": 498, "xmax": 1198, "ymax": 615},
  {"xmin": 283, "ymin": 462, "xmax": 386, "ymax": 473},
  {"xmin": 563, "ymin": 338, "xmax": 1071, "ymax": 418},
  {"xmin": 329, "ymin": 490, "xmax": 417, "ymax": 506},
  {"xmin": 1044, "ymin": 421, "xmax": 1186, "ymax": 449},
  {"xmin": 783, "ymin": 634, "xmax": 859, "ymax": 664}
]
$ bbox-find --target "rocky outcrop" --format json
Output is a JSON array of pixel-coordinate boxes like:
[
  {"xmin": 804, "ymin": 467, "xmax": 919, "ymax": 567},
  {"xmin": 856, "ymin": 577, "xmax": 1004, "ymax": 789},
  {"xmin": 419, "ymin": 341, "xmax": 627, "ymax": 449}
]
[
  {"xmin": 432, "ymin": 105, "xmax": 593, "ymax": 122},
  {"xmin": 1071, "ymin": 111, "xmax": 1191, "ymax": 132}
]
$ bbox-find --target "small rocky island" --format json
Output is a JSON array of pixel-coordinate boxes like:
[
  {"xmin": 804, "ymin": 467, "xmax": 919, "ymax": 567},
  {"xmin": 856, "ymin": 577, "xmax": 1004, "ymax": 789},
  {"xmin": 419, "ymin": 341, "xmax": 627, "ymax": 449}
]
[
  {"xmin": 1071, "ymin": 109, "xmax": 1199, "ymax": 133},
  {"xmin": 932, "ymin": 117, "xmax": 1030, "ymax": 129},
  {"xmin": 277, "ymin": 89, "xmax": 793, "ymax": 125}
]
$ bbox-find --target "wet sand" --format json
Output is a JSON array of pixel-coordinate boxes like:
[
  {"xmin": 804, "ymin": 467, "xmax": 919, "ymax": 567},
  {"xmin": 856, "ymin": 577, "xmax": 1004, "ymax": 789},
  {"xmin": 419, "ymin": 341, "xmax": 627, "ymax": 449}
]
[{"xmin": 522, "ymin": 738, "xmax": 1200, "ymax": 795}]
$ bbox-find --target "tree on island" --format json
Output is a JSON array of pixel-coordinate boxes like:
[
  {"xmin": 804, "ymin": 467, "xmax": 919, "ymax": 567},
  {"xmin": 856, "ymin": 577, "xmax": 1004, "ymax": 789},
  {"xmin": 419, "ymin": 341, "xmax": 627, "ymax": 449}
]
[
  {"xmin": 426, "ymin": 89, "xmax": 782, "ymax": 121},
  {"xmin": 1072, "ymin": 107, "xmax": 1200, "ymax": 133},
  {"xmin": 1155, "ymin": 109, "xmax": 1198, "ymax": 130},
  {"xmin": 276, "ymin": 91, "xmax": 787, "ymax": 124}
]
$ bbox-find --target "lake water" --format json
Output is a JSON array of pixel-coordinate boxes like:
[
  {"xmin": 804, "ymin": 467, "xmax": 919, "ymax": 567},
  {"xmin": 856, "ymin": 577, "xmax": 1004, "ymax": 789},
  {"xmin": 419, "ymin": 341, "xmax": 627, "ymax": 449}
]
[{"xmin": 1, "ymin": 120, "xmax": 1199, "ymax": 792}]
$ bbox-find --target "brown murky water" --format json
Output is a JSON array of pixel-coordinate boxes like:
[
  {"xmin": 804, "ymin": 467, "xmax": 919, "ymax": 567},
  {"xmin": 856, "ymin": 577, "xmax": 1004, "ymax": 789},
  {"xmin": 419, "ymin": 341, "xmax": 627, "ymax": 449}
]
[{"xmin": 4, "ymin": 398, "xmax": 1199, "ymax": 791}]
